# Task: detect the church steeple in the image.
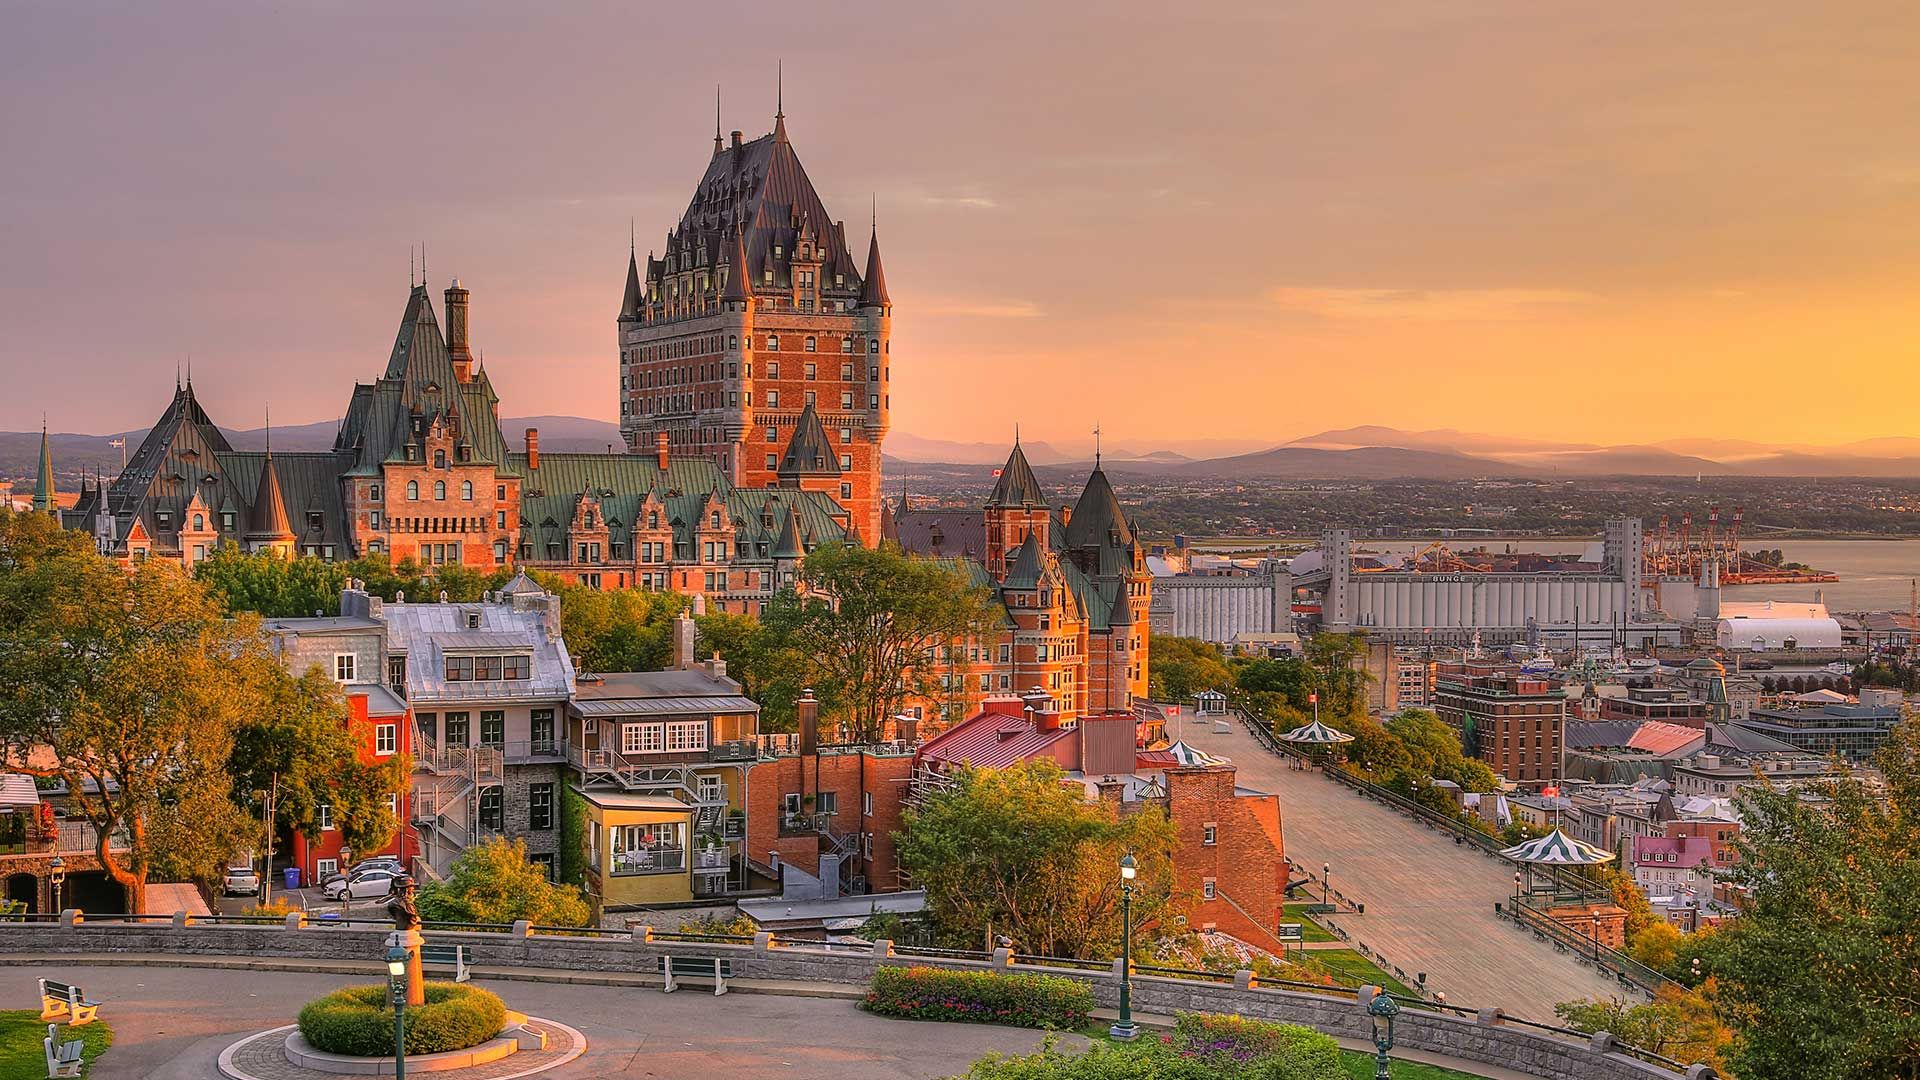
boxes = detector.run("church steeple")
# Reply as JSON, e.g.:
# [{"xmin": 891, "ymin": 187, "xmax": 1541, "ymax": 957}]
[
  {"xmin": 32, "ymin": 419, "xmax": 55, "ymax": 515},
  {"xmin": 860, "ymin": 223, "xmax": 890, "ymax": 310},
  {"xmin": 620, "ymin": 243, "xmax": 644, "ymax": 322}
]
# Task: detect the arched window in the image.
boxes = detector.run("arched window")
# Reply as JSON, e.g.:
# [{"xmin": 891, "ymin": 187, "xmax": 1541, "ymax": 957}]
[
  {"xmin": 766, "ymin": 335, "xmax": 779, "ymax": 351},
  {"xmin": 461, "ymin": 481, "xmax": 473, "ymax": 500},
  {"xmin": 804, "ymin": 336, "xmax": 817, "ymax": 352},
  {"xmin": 434, "ymin": 481, "xmax": 447, "ymax": 500},
  {"xmin": 193, "ymin": 514, "xmax": 204, "ymax": 531},
  {"xmin": 710, "ymin": 511, "xmax": 721, "ymax": 529},
  {"xmin": 407, "ymin": 481, "xmax": 419, "ymax": 500},
  {"xmin": 434, "ymin": 449, "xmax": 447, "ymax": 469},
  {"xmin": 869, "ymin": 339, "xmax": 880, "ymax": 354}
]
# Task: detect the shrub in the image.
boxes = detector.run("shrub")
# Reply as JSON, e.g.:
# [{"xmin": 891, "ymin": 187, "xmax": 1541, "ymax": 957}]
[
  {"xmin": 1171, "ymin": 1013, "xmax": 1345, "ymax": 1080},
  {"xmin": 298, "ymin": 982, "xmax": 505, "ymax": 1056},
  {"xmin": 243, "ymin": 899, "xmax": 297, "ymax": 917},
  {"xmin": 863, "ymin": 966, "xmax": 1094, "ymax": 1030}
]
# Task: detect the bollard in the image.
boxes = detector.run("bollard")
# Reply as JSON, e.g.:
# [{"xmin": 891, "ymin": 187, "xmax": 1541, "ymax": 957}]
[
  {"xmin": 631, "ymin": 925, "xmax": 654, "ymax": 944},
  {"xmin": 991, "ymin": 946, "xmax": 1013, "ymax": 967},
  {"xmin": 754, "ymin": 931, "xmax": 774, "ymax": 952},
  {"xmin": 1233, "ymin": 969, "xmax": 1256, "ymax": 991},
  {"xmin": 871, "ymin": 938, "xmax": 894, "ymax": 958},
  {"xmin": 1589, "ymin": 1031, "xmax": 1617, "ymax": 1054},
  {"xmin": 283, "ymin": 911, "xmax": 307, "ymax": 930},
  {"xmin": 1476, "ymin": 1007, "xmax": 1503, "ymax": 1026},
  {"xmin": 172, "ymin": 910, "xmax": 193, "ymax": 929},
  {"xmin": 510, "ymin": 920, "xmax": 532, "ymax": 938},
  {"xmin": 59, "ymin": 909, "xmax": 82, "ymax": 928}
]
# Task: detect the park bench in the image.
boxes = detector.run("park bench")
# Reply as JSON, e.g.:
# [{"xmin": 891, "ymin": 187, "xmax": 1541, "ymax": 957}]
[
  {"xmin": 37, "ymin": 980, "xmax": 100, "ymax": 1027},
  {"xmin": 44, "ymin": 1024, "xmax": 84, "ymax": 1079},
  {"xmin": 662, "ymin": 954, "xmax": 735, "ymax": 996},
  {"xmin": 419, "ymin": 943, "xmax": 472, "ymax": 983}
]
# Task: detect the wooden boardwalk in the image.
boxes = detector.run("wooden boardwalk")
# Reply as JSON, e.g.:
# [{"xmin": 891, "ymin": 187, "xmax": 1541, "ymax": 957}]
[{"xmin": 1179, "ymin": 718, "xmax": 1632, "ymax": 1021}]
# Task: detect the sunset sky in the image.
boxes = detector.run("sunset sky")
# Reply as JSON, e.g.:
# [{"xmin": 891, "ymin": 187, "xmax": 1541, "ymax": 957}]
[{"xmin": 4, "ymin": 2, "xmax": 1918, "ymax": 450}]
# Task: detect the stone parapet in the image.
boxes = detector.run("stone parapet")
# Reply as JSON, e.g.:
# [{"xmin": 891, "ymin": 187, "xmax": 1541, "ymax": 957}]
[{"xmin": 1, "ymin": 921, "xmax": 1699, "ymax": 1080}]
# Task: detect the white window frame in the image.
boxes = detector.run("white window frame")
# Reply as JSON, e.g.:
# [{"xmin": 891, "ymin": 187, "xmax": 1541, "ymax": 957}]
[
  {"xmin": 317, "ymin": 803, "xmax": 334, "ymax": 830},
  {"xmin": 1202, "ymin": 880, "xmax": 1217, "ymax": 900},
  {"xmin": 1202, "ymin": 823, "xmax": 1217, "ymax": 846},
  {"xmin": 375, "ymin": 723, "xmax": 397, "ymax": 756},
  {"xmin": 334, "ymin": 654, "xmax": 356, "ymax": 682},
  {"xmin": 623, "ymin": 723, "xmax": 664, "ymax": 754},
  {"xmin": 316, "ymin": 858, "xmax": 339, "ymax": 878},
  {"xmin": 666, "ymin": 721, "xmax": 708, "ymax": 753}
]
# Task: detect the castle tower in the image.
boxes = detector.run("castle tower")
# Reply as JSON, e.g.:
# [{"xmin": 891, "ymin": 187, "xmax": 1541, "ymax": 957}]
[
  {"xmin": 618, "ymin": 97, "xmax": 888, "ymax": 543},
  {"xmin": 32, "ymin": 420, "xmax": 55, "ymax": 515},
  {"xmin": 984, "ymin": 438, "xmax": 1048, "ymax": 580}
]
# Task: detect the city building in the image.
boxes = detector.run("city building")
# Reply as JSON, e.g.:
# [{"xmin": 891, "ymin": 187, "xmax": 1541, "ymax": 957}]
[
  {"xmin": 1714, "ymin": 600, "xmax": 1844, "ymax": 654},
  {"xmin": 1739, "ymin": 701, "xmax": 1901, "ymax": 762},
  {"xmin": 1148, "ymin": 559, "xmax": 1292, "ymax": 644},
  {"xmin": 1630, "ymin": 821, "xmax": 1741, "ymax": 903},
  {"xmin": 1599, "ymin": 686, "xmax": 1711, "ymax": 727},
  {"xmin": 59, "ymin": 281, "xmax": 850, "ymax": 612},
  {"xmin": 1432, "ymin": 663, "xmax": 1566, "ymax": 784},
  {"xmin": 263, "ymin": 613, "xmax": 417, "ymax": 884},
  {"xmin": 2, "ymin": 773, "xmax": 131, "ymax": 913},
  {"xmin": 888, "ymin": 442, "xmax": 1152, "ymax": 724},
  {"xmin": 567, "ymin": 611, "xmax": 760, "ymax": 911},
  {"xmin": 617, "ymin": 105, "xmax": 891, "ymax": 543}
]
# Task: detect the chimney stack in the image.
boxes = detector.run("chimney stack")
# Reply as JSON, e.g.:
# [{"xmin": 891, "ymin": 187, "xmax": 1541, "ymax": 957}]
[
  {"xmin": 525, "ymin": 428, "xmax": 540, "ymax": 471},
  {"xmin": 672, "ymin": 609, "xmax": 696, "ymax": 670},
  {"xmin": 704, "ymin": 652, "xmax": 728, "ymax": 683},
  {"xmin": 731, "ymin": 130, "xmax": 744, "ymax": 150},
  {"xmin": 798, "ymin": 688, "xmax": 819, "ymax": 757},
  {"xmin": 446, "ymin": 279, "xmax": 473, "ymax": 381},
  {"xmin": 656, "ymin": 431, "xmax": 670, "ymax": 471}
]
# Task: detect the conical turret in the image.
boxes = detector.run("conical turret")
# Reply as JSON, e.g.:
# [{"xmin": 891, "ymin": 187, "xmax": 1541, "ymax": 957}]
[
  {"xmin": 32, "ymin": 420, "xmax": 55, "ymax": 515},
  {"xmin": 859, "ymin": 227, "xmax": 890, "ymax": 309}
]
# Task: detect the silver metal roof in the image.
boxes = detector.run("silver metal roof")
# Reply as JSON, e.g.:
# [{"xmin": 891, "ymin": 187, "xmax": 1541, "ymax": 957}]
[{"xmin": 573, "ymin": 695, "xmax": 760, "ymax": 718}]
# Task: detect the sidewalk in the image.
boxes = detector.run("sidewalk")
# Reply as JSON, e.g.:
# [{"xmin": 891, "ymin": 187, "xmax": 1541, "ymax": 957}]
[{"xmin": 16, "ymin": 952, "xmax": 1543, "ymax": 1079}]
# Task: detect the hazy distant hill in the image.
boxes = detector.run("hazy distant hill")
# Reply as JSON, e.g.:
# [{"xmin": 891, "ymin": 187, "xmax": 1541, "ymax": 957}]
[{"xmin": 1166, "ymin": 444, "xmax": 1502, "ymax": 480}]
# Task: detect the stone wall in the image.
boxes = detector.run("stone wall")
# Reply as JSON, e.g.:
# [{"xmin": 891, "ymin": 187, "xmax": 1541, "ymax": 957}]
[{"xmin": 1, "ymin": 921, "xmax": 1701, "ymax": 1080}]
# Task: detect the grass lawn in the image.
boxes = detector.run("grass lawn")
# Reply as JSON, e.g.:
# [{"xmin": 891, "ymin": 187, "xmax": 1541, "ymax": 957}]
[
  {"xmin": 1340, "ymin": 1049, "xmax": 1488, "ymax": 1079},
  {"xmin": 0, "ymin": 1011, "xmax": 113, "ymax": 1079},
  {"xmin": 1308, "ymin": 949, "xmax": 1422, "ymax": 998},
  {"xmin": 1280, "ymin": 903, "xmax": 1338, "ymax": 942}
]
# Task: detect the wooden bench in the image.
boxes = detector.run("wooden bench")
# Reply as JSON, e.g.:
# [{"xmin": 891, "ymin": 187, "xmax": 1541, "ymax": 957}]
[
  {"xmin": 37, "ymin": 980, "xmax": 100, "ymax": 1027},
  {"xmin": 419, "ymin": 943, "xmax": 472, "ymax": 983},
  {"xmin": 662, "ymin": 955, "xmax": 735, "ymax": 996},
  {"xmin": 44, "ymin": 1024, "xmax": 84, "ymax": 1079}
]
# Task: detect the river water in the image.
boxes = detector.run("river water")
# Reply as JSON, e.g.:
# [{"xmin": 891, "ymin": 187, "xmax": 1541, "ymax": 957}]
[{"xmin": 1350, "ymin": 537, "xmax": 1920, "ymax": 613}]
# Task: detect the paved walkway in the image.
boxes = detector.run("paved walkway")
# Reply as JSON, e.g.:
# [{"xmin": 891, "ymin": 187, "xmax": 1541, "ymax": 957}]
[
  {"xmin": 5, "ymin": 964, "xmax": 1077, "ymax": 1080},
  {"xmin": 1177, "ymin": 718, "xmax": 1628, "ymax": 1020}
]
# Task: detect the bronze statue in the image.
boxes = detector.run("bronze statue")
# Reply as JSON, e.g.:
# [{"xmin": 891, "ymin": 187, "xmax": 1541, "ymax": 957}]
[{"xmin": 386, "ymin": 874, "xmax": 420, "ymax": 931}]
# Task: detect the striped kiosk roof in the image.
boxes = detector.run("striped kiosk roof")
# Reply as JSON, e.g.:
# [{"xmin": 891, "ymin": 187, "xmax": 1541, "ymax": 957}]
[
  {"xmin": 1501, "ymin": 827, "xmax": 1616, "ymax": 865},
  {"xmin": 1280, "ymin": 719, "xmax": 1355, "ymax": 745}
]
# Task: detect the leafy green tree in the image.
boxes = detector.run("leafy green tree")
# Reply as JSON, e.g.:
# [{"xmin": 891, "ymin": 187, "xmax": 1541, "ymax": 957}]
[
  {"xmin": 1707, "ymin": 723, "xmax": 1920, "ymax": 1080},
  {"xmin": 897, "ymin": 760, "xmax": 1178, "ymax": 958},
  {"xmin": 1233, "ymin": 656, "xmax": 1312, "ymax": 706},
  {"xmin": 194, "ymin": 545, "xmax": 351, "ymax": 617},
  {"xmin": 1557, "ymin": 987, "xmax": 1732, "ymax": 1075},
  {"xmin": 1340, "ymin": 717, "xmax": 1412, "ymax": 779},
  {"xmin": 549, "ymin": 584, "xmax": 682, "ymax": 673},
  {"xmin": 696, "ymin": 609, "xmax": 805, "ymax": 731},
  {"xmin": 764, "ymin": 543, "xmax": 993, "ymax": 742},
  {"xmin": 229, "ymin": 666, "xmax": 408, "ymax": 860},
  {"xmin": 415, "ymin": 837, "xmax": 591, "ymax": 926},
  {"xmin": 1147, "ymin": 635, "xmax": 1236, "ymax": 702},
  {"xmin": 1385, "ymin": 709, "xmax": 1497, "ymax": 791},
  {"xmin": 1303, "ymin": 632, "xmax": 1370, "ymax": 716},
  {"xmin": 0, "ymin": 533, "xmax": 270, "ymax": 910}
]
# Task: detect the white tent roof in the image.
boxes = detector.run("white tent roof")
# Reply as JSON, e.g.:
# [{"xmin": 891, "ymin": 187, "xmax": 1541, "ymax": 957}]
[
  {"xmin": 1501, "ymin": 827, "xmax": 1616, "ymax": 865},
  {"xmin": 1280, "ymin": 719, "xmax": 1355, "ymax": 745}
]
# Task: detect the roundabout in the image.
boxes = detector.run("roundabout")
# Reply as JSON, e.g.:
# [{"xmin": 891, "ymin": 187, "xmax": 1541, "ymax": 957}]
[{"xmin": 216, "ymin": 1017, "xmax": 587, "ymax": 1080}]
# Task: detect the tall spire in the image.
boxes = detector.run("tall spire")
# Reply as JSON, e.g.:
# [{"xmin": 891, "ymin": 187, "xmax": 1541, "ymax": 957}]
[
  {"xmin": 713, "ymin": 84, "xmax": 723, "ymax": 155},
  {"xmin": 773, "ymin": 60, "xmax": 788, "ymax": 143},
  {"xmin": 620, "ymin": 241, "xmax": 644, "ymax": 321},
  {"xmin": 32, "ymin": 416, "xmax": 55, "ymax": 515}
]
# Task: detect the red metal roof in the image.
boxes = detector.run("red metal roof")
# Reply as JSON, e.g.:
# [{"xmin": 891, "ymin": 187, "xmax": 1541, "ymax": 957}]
[{"xmin": 918, "ymin": 701, "xmax": 1077, "ymax": 770}]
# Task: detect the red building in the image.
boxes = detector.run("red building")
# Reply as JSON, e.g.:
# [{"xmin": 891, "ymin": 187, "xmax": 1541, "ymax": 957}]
[{"xmin": 289, "ymin": 689, "xmax": 416, "ymax": 885}]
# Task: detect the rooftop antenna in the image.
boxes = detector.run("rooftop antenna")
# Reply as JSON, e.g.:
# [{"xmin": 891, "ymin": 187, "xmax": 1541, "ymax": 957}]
[
  {"xmin": 409, "ymin": 246, "xmax": 415, "ymax": 288},
  {"xmin": 1093, "ymin": 422, "xmax": 1102, "ymax": 466}
]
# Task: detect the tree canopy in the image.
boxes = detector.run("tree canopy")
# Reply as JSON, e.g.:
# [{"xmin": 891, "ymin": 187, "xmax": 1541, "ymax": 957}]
[
  {"xmin": 897, "ymin": 759, "xmax": 1178, "ymax": 958},
  {"xmin": 415, "ymin": 837, "xmax": 591, "ymax": 926}
]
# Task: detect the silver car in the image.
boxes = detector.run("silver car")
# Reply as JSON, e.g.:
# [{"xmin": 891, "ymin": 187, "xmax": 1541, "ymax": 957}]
[{"xmin": 223, "ymin": 865, "xmax": 260, "ymax": 896}]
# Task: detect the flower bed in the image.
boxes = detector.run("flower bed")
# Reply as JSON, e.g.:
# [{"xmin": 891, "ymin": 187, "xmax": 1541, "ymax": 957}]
[
  {"xmin": 863, "ymin": 966, "xmax": 1095, "ymax": 1030},
  {"xmin": 297, "ymin": 982, "xmax": 505, "ymax": 1056},
  {"xmin": 953, "ymin": 1013, "xmax": 1347, "ymax": 1079}
]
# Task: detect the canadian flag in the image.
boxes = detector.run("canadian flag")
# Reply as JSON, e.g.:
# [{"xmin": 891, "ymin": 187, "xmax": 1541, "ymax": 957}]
[
  {"xmin": 1309, "ymin": 692, "xmax": 1318, "ymax": 704},
  {"xmin": 1541, "ymin": 784, "xmax": 1560, "ymax": 798},
  {"xmin": 1168, "ymin": 705, "xmax": 1180, "ymax": 715},
  {"xmin": 991, "ymin": 468, "xmax": 1003, "ymax": 477}
]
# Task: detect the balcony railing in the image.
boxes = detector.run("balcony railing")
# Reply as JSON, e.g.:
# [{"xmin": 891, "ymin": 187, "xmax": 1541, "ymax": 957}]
[
  {"xmin": 693, "ymin": 847, "xmax": 729, "ymax": 870},
  {"xmin": 609, "ymin": 849, "xmax": 686, "ymax": 876},
  {"xmin": 0, "ymin": 820, "xmax": 125, "ymax": 859},
  {"xmin": 500, "ymin": 739, "xmax": 562, "ymax": 764}
]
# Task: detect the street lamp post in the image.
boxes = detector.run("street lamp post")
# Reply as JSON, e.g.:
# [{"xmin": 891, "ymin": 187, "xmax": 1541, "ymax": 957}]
[
  {"xmin": 1322, "ymin": 862, "xmax": 1331, "ymax": 908},
  {"xmin": 1591, "ymin": 916, "xmax": 1601, "ymax": 962},
  {"xmin": 49, "ymin": 856, "xmax": 66, "ymax": 914},
  {"xmin": 386, "ymin": 944, "xmax": 410, "ymax": 1080},
  {"xmin": 1368, "ymin": 992, "xmax": 1400, "ymax": 1080},
  {"xmin": 1109, "ymin": 853, "xmax": 1139, "ymax": 1042},
  {"xmin": 1512, "ymin": 871, "xmax": 1522, "ymax": 910}
]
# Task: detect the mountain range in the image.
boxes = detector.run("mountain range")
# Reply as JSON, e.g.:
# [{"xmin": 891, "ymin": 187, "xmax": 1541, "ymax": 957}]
[{"xmin": 6, "ymin": 418, "xmax": 1918, "ymax": 485}]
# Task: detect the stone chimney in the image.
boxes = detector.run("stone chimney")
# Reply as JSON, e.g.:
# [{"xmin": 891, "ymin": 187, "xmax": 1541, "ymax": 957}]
[
  {"xmin": 798, "ymin": 688, "xmax": 819, "ymax": 757},
  {"xmin": 672, "ymin": 610, "xmax": 696, "ymax": 670},
  {"xmin": 704, "ymin": 652, "xmax": 728, "ymax": 683},
  {"xmin": 525, "ymin": 428, "xmax": 540, "ymax": 471},
  {"xmin": 655, "ymin": 431, "xmax": 670, "ymax": 471},
  {"xmin": 446, "ymin": 279, "xmax": 473, "ymax": 381},
  {"xmin": 731, "ymin": 130, "xmax": 744, "ymax": 150}
]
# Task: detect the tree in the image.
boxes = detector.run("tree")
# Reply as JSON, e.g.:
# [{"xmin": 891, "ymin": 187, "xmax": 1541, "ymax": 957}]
[
  {"xmin": 897, "ymin": 760, "xmax": 1178, "ymax": 958},
  {"xmin": 697, "ymin": 609, "xmax": 806, "ymax": 731},
  {"xmin": 545, "ymin": 583, "xmax": 682, "ymax": 674},
  {"xmin": 1596, "ymin": 866, "xmax": 1657, "ymax": 943},
  {"xmin": 0, "ymin": 533, "xmax": 271, "ymax": 911},
  {"xmin": 1148, "ymin": 636, "xmax": 1234, "ymax": 702},
  {"xmin": 1303, "ymin": 632, "xmax": 1370, "ymax": 717},
  {"xmin": 765, "ymin": 544, "xmax": 994, "ymax": 742},
  {"xmin": 1341, "ymin": 717, "xmax": 1412, "ymax": 779},
  {"xmin": 1708, "ymin": 722, "xmax": 1920, "ymax": 1080},
  {"xmin": 1556, "ymin": 987, "xmax": 1732, "ymax": 1075},
  {"xmin": 229, "ymin": 666, "xmax": 409, "ymax": 861},
  {"xmin": 414, "ymin": 837, "xmax": 591, "ymax": 926},
  {"xmin": 194, "ymin": 545, "xmax": 351, "ymax": 617},
  {"xmin": 1233, "ymin": 656, "xmax": 1312, "ymax": 707},
  {"xmin": 1386, "ymin": 709, "xmax": 1497, "ymax": 791}
]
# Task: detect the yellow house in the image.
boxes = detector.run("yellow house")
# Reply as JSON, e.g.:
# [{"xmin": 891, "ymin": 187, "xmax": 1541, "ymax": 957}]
[{"xmin": 577, "ymin": 789, "xmax": 733, "ymax": 911}]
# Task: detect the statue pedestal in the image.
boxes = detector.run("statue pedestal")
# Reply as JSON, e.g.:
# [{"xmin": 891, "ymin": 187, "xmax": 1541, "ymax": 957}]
[{"xmin": 388, "ymin": 928, "xmax": 426, "ymax": 1006}]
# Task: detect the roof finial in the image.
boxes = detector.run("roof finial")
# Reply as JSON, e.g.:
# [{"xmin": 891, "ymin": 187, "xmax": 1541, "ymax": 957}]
[
  {"xmin": 630, "ymin": 217, "xmax": 636, "ymax": 255},
  {"xmin": 1014, "ymin": 422, "xmax": 1020, "ymax": 448},
  {"xmin": 714, "ymin": 83, "xmax": 723, "ymax": 154},
  {"xmin": 1094, "ymin": 422, "xmax": 1102, "ymax": 466},
  {"xmin": 186, "ymin": 352, "xmax": 192, "ymax": 389},
  {"xmin": 176, "ymin": 359, "xmax": 181, "ymax": 391},
  {"xmin": 776, "ymin": 60, "xmax": 783, "ymax": 120},
  {"xmin": 871, "ymin": 192, "xmax": 877, "ymax": 234},
  {"xmin": 264, "ymin": 404, "xmax": 272, "ymax": 456},
  {"xmin": 409, "ymin": 246, "xmax": 415, "ymax": 288},
  {"xmin": 422, "ymin": 241, "xmax": 427, "ymax": 287}
]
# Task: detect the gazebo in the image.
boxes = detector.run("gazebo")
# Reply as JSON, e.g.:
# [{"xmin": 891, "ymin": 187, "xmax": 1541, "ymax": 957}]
[
  {"xmin": 1500, "ymin": 828, "xmax": 1615, "ymax": 867},
  {"xmin": 1279, "ymin": 719, "xmax": 1355, "ymax": 748},
  {"xmin": 1193, "ymin": 690, "xmax": 1230, "ymax": 716}
]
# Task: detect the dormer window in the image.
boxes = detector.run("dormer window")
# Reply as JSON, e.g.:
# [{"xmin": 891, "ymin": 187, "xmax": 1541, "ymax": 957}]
[
  {"xmin": 648, "ymin": 511, "xmax": 660, "ymax": 529},
  {"xmin": 434, "ymin": 450, "xmax": 447, "ymax": 469},
  {"xmin": 710, "ymin": 511, "xmax": 721, "ymax": 529},
  {"xmin": 221, "ymin": 510, "xmax": 236, "ymax": 531},
  {"xmin": 466, "ymin": 612, "xmax": 481, "ymax": 629},
  {"xmin": 157, "ymin": 511, "xmax": 172, "ymax": 529},
  {"xmin": 193, "ymin": 514, "xmax": 204, "ymax": 531}
]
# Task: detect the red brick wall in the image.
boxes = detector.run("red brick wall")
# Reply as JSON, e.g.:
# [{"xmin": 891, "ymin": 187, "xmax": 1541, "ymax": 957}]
[
  {"xmin": 1163, "ymin": 766, "xmax": 1289, "ymax": 950},
  {"xmin": 745, "ymin": 751, "xmax": 913, "ymax": 891}
]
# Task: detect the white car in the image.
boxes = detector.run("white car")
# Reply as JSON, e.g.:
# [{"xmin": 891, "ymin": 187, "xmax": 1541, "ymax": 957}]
[
  {"xmin": 223, "ymin": 865, "xmax": 260, "ymax": 896},
  {"xmin": 318, "ymin": 857, "xmax": 404, "ymax": 891},
  {"xmin": 322, "ymin": 868, "xmax": 398, "ymax": 900}
]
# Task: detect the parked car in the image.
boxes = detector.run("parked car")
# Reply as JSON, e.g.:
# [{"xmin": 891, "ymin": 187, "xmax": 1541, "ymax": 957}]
[
  {"xmin": 322, "ymin": 867, "xmax": 399, "ymax": 901},
  {"xmin": 223, "ymin": 865, "xmax": 260, "ymax": 896},
  {"xmin": 318, "ymin": 856, "xmax": 404, "ymax": 890}
]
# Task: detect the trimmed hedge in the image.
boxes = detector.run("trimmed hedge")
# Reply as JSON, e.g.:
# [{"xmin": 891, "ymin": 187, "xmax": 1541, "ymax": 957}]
[
  {"xmin": 1171, "ymin": 1013, "xmax": 1346, "ymax": 1080},
  {"xmin": 297, "ymin": 982, "xmax": 505, "ymax": 1056},
  {"xmin": 863, "ymin": 966, "xmax": 1095, "ymax": 1030}
]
